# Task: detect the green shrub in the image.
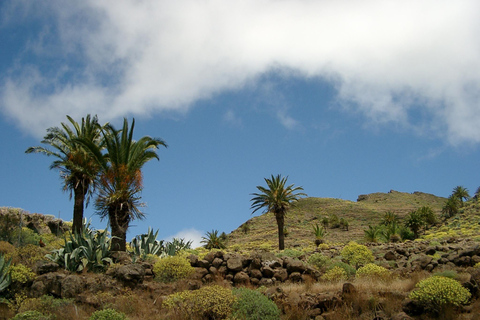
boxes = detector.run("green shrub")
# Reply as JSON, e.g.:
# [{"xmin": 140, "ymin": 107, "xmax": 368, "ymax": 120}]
[
  {"xmin": 341, "ymin": 241, "xmax": 374, "ymax": 267},
  {"xmin": 307, "ymin": 253, "xmax": 330, "ymax": 270},
  {"xmin": 409, "ymin": 276, "xmax": 471, "ymax": 313},
  {"xmin": 231, "ymin": 288, "xmax": 280, "ymax": 320},
  {"xmin": 0, "ymin": 253, "xmax": 12, "ymax": 292},
  {"xmin": 328, "ymin": 261, "xmax": 356, "ymax": 277},
  {"xmin": 355, "ymin": 263, "xmax": 390, "ymax": 281},
  {"xmin": 10, "ymin": 264, "xmax": 36, "ymax": 284},
  {"xmin": 328, "ymin": 214, "xmax": 340, "ymax": 228},
  {"xmin": 164, "ymin": 285, "xmax": 236, "ymax": 319},
  {"xmin": 89, "ymin": 308, "xmax": 127, "ymax": 320},
  {"xmin": 321, "ymin": 266, "xmax": 347, "ymax": 282},
  {"xmin": 18, "ymin": 295, "xmax": 74, "ymax": 317},
  {"xmin": 276, "ymin": 249, "xmax": 303, "ymax": 259},
  {"xmin": 153, "ymin": 255, "xmax": 195, "ymax": 282},
  {"xmin": 11, "ymin": 311, "xmax": 52, "ymax": 320}
]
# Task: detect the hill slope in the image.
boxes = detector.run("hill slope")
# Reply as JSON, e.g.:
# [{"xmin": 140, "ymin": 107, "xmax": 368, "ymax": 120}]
[{"xmin": 227, "ymin": 190, "xmax": 447, "ymax": 250}]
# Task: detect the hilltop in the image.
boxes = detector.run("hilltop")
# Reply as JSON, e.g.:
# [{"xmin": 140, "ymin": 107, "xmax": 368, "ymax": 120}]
[{"xmin": 227, "ymin": 190, "xmax": 446, "ymax": 249}]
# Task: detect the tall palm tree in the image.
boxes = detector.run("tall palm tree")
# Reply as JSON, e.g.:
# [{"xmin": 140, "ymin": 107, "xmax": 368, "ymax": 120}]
[
  {"xmin": 81, "ymin": 118, "xmax": 167, "ymax": 251},
  {"xmin": 26, "ymin": 115, "xmax": 103, "ymax": 234},
  {"xmin": 250, "ymin": 174, "xmax": 306, "ymax": 250},
  {"xmin": 452, "ymin": 186, "xmax": 470, "ymax": 205}
]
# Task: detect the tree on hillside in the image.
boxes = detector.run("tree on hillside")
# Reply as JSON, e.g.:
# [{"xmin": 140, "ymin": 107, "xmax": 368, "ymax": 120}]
[
  {"xmin": 80, "ymin": 118, "xmax": 167, "ymax": 251},
  {"xmin": 452, "ymin": 186, "xmax": 470, "ymax": 205},
  {"xmin": 250, "ymin": 174, "xmax": 306, "ymax": 250},
  {"xmin": 442, "ymin": 195, "xmax": 459, "ymax": 219},
  {"xmin": 26, "ymin": 115, "xmax": 103, "ymax": 234}
]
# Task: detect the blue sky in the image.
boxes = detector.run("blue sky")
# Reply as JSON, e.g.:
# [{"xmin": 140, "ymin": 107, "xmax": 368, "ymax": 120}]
[{"xmin": 1, "ymin": 1, "xmax": 480, "ymax": 247}]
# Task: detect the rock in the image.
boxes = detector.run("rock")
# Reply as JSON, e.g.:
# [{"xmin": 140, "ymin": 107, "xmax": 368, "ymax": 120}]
[
  {"xmin": 263, "ymin": 260, "xmax": 282, "ymax": 269},
  {"xmin": 31, "ymin": 272, "xmax": 65, "ymax": 297},
  {"xmin": 289, "ymin": 272, "xmax": 302, "ymax": 282},
  {"xmin": 35, "ymin": 261, "xmax": 59, "ymax": 275},
  {"xmin": 114, "ymin": 264, "xmax": 145, "ymax": 287},
  {"xmin": 273, "ymin": 268, "xmax": 288, "ymax": 282},
  {"xmin": 261, "ymin": 266, "xmax": 274, "ymax": 278},
  {"xmin": 425, "ymin": 247, "xmax": 436, "ymax": 256},
  {"xmin": 285, "ymin": 258, "xmax": 306, "ymax": 274},
  {"xmin": 454, "ymin": 256, "xmax": 472, "ymax": 267},
  {"xmin": 233, "ymin": 271, "xmax": 250, "ymax": 284},
  {"xmin": 111, "ymin": 251, "xmax": 132, "ymax": 264},
  {"xmin": 402, "ymin": 298, "xmax": 424, "ymax": 316},
  {"xmin": 193, "ymin": 267, "xmax": 209, "ymax": 280},
  {"xmin": 61, "ymin": 275, "xmax": 84, "ymax": 299},
  {"xmin": 227, "ymin": 255, "xmax": 244, "ymax": 272},
  {"xmin": 212, "ymin": 257, "xmax": 223, "ymax": 268},
  {"xmin": 250, "ymin": 257, "xmax": 262, "ymax": 270},
  {"xmin": 197, "ymin": 259, "xmax": 211, "ymax": 269},
  {"xmin": 249, "ymin": 269, "xmax": 263, "ymax": 280},
  {"xmin": 188, "ymin": 254, "xmax": 198, "ymax": 266},
  {"xmin": 204, "ymin": 251, "xmax": 216, "ymax": 263},
  {"xmin": 384, "ymin": 251, "xmax": 396, "ymax": 261},
  {"xmin": 412, "ymin": 254, "xmax": 432, "ymax": 269},
  {"xmin": 342, "ymin": 282, "xmax": 356, "ymax": 296},
  {"xmin": 259, "ymin": 278, "xmax": 274, "ymax": 286}
]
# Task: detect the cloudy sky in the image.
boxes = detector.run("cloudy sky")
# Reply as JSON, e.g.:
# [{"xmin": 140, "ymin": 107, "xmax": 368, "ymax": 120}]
[{"xmin": 1, "ymin": 1, "xmax": 479, "ymax": 247}]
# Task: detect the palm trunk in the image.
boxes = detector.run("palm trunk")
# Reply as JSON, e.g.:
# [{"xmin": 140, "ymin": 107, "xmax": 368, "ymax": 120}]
[
  {"xmin": 276, "ymin": 212, "xmax": 285, "ymax": 250},
  {"xmin": 72, "ymin": 185, "xmax": 86, "ymax": 235},
  {"xmin": 109, "ymin": 205, "xmax": 130, "ymax": 251}
]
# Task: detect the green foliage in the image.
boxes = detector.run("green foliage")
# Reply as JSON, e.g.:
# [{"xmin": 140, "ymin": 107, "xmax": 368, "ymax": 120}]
[
  {"xmin": 327, "ymin": 261, "xmax": 356, "ymax": 277},
  {"xmin": 328, "ymin": 214, "xmax": 340, "ymax": 228},
  {"xmin": 339, "ymin": 218, "xmax": 349, "ymax": 231},
  {"xmin": 164, "ymin": 285, "xmax": 236, "ymax": 319},
  {"xmin": 355, "ymin": 263, "xmax": 390, "ymax": 281},
  {"xmin": 341, "ymin": 241, "xmax": 374, "ymax": 267},
  {"xmin": 307, "ymin": 253, "xmax": 330, "ymax": 270},
  {"xmin": 46, "ymin": 220, "xmax": 112, "ymax": 272},
  {"xmin": 201, "ymin": 230, "xmax": 226, "ymax": 249},
  {"xmin": 442, "ymin": 195, "xmax": 459, "ymax": 219},
  {"xmin": 89, "ymin": 308, "xmax": 127, "ymax": 320},
  {"xmin": 153, "ymin": 255, "xmax": 195, "ymax": 283},
  {"xmin": 10, "ymin": 311, "xmax": 53, "ymax": 320},
  {"xmin": 17, "ymin": 295, "xmax": 74, "ymax": 318},
  {"xmin": 364, "ymin": 225, "xmax": 381, "ymax": 243},
  {"xmin": 276, "ymin": 249, "xmax": 303, "ymax": 259},
  {"xmin": 418, "ymin": 206, "xmax": 437, "ymax": 226},
  {"xmin": 129, "ymin": 227, "xmax": 163, "ymax": 259},
  {"xmin": 0, "ymin": 208, "xmax": 22, "ymax": 243},
  {"xmin": 321, "ymin": 266, "xmax": 347, "ymax": 282},
  {"xmin": 231, "ymin": 288, "xmax": 280, "ymax": 320},
  {"xmin": 409, "ymin": 276, "xmax": 471, "ymax": 313},
  {"xmin": 11, "ymin": 227, "xmax": 42, "ymax": 246},
  {"xmin": 381, "ymin": 211, "xmax": 398, "ymax": 226},
  {"xmin": 10, "ymin": 264, "xmax": 36, "ymax": 284},
  {"xmin": 405, "ymin": 210, "xmax": 425, "ymax": 238},
  {"xmin": 0, "ymin": 253, "xmax": 12, "ymax": 293},
  {"xmin": 433, "ymin": 270, "xmax": 458, "ymax": 279},
  {"xmin": 163, "ymin": 238, "xmax": 193, "ymax": 256},
  {"xmin": 381, "ymin": 221, "xmax": 402, "ymax": 243}
]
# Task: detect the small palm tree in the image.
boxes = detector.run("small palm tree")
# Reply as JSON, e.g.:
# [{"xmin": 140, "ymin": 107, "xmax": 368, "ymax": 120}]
[
  {"xmin": 442, "ymin": 195, "xmax": 459, "ymax": 219},
  {"xmin": 364, "ymin": 225, "xmax": 381, "ymax": 243},
  {"xmin": 26, "ymin": 115, "xmax": 103, "ymax": 234},
  {"xmin": 81, "ymin": 118, "xmax": 167, "ymax": 251},
  {"xmin": 313, "ymin": 223, "xmax": 326, "ymax": 246},
  {"xmin": 452, "ymin": 186, "xmax": 470, "ymax": 206},
  {"xmin": 405, "ymin": 210, "xmax": 425, "ymax": 239},
  {"xmin": 201, "ymin": 230, "xmax": 226, "ymax": 249},
  {"xmin": 250, "ymin": 174, "xmax": 306, "ymax": 250},
  {"xmin": 381, "ymin": 211, "xmax": 398, "ymax": 226}
]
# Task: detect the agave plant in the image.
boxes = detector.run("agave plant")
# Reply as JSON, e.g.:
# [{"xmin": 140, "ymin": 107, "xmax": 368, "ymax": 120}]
[
  {"xmin": 0, "ymin": 254, "xmax": 12, "ymax": 293},
  {"xmin": 46, "ymin": 219, "xmax": 112, "ymax": 272},
  {"xmin": 130, "ymin": 227, "xmax": 164, "ymax": 260},
  {"xmin": 162, "ymin": 238, "xmax": 193, "ymax": 257}
]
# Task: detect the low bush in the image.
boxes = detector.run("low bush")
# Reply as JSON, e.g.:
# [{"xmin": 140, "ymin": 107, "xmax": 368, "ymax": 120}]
[
  {"xmin": 328, "ymin": 261, "xmax": 356, "ymax": 277},
  {"xmin": 164, "ymin": 285, "xmax": 236, "ymax": 319},
  {"xmin": 231, "ymin": 288, "xmax": 280, "ymax": 320},
  {"xmin": 355, "ymin": 263, "xmax": 390, "ymax": 281},
  {"xmin": 276, "ymin": 249, "xmax": 303, "ymax": 259},
  {"xmin": 409, "ymin": 276, "xmax": 471, "ymax": 313},
  {"xmin": 321, "ymin": 266, "xmax": 347, "ymax": 282},
  {"xmin": 153, "ymin": 255, "xmax": 195, "ymax": 283},
  {"xmin": 10, "ymin": 311, "xmax": 52, "ymax": 320},
  {"xmin": 340, "ymin": 241, "xmax": 374, "ymax": 267},
  {"xmin": 89, "ymin": 308, "xmax": 127, "ymax": 320},
  {"xmin": 307, "ymin": 253, "xmax": 330, "ymax": 270},
  {"xmin": 10, "ymin": 264, "xmax": 36, "ymax": 284}
]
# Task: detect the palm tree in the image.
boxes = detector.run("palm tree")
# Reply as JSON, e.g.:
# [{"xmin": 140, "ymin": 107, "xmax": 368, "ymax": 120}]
[
  {"xmin": 81, "ymin": 118, "xmax": 167, "ymax": 251},
  {"xmin": 442, "ymin": 195, "xmax": 459, "ymax": 219},
  {"xmin": 201, "ymin": 230, "xmax": 226, "ymax": 249},
  {"xmin": 26, "ymin": 115, "xmax": 103, "ymax": 234},
  {"xmin": 250, "ymin": 174, "xmax": 306, "ymax": 250},
  {"xmin": 452, "ymin": 186, "xmax": 470, "ymax": 205}
]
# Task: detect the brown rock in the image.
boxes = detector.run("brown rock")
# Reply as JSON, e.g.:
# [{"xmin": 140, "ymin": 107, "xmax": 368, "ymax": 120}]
[
  {"xmin": 234, "ymin": 271, "xmax": 250, "ymax": 284},
  {"xmin": 273, "ymin": 268, "xmax": 288, "ymax": 282},
  {"xmin": 227, "ymin": 255, "xmax": 244, "ymax": 272}
]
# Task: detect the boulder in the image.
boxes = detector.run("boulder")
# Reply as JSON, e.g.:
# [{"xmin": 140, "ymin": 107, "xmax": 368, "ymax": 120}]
[
  {"xmin": 31, "ymin": 272, "xmax": 65, "ymax": 297},
  {"xmin": 227, "ymin": 255, "xmax": 244, "ymax": 272},
  {"xmin": 284, "ymin": 257, "xmax": 306, "ymax": 274},
  {"xmin": 197, "ymin": 259, "xmax": 211, "ymax": 269},
  {"xmin": 114, "ymin": 264, "xmax": 145, "ymax": 287},
  {"xmin": 384, "ymin": 251, "xmax": 396, "ymax": 261},
  {"xmin": 289, "ymin": 272, "xmax": 302, "ymax": 282},
  {"xmin": 233, "ymin": 271, "xmax": 250, "ymax": 284},
  {"xmin": 273, "ymin": 268, "xmax": 288, "ymax": 282},
  {"xmin": 249, "ymin": 269, "xmax": 263, "ymax": 280},
  {"xmin": 261, "ymin": 266, "xmax": 274, "ymax": 278},
  {"xmin": 61, "ymin": 275, "xmax": 84, "ymax": 299},
  {"xmin": 212, "ymin": 257, "xmax": 223, "ymax": 269},
  {"xmin": 35, "ymin": 261, "xmax": 59, "ymax": 275}
]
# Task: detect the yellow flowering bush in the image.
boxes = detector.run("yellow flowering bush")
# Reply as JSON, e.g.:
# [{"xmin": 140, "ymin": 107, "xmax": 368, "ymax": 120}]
[
  {"xmin": 409, "ymin": 276, "xmax": 471, "ymax": 312},
  {"xmin": 321, "ymin": 266, "xmax": 348, "ymax": 282},
  {"xmin": 163, "ymin": 285, "xmax": 236, "ymax": 319},
  {"xmin": 355, "ymin": 263, "xmax": 390, "ymax": 281},
  {"xmin": 153, "ymin": 255, "xmax": 195, "ymax": 283},
  {"xmin": 10, "ymin": 264, "xmax": 36, "ymax": 284},
  {"xmin": 340, "ymin": 241, "xmax": 374, "ymax": 267}
]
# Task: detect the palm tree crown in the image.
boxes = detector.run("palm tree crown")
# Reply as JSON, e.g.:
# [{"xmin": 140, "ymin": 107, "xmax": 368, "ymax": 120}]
[
  {"xmin": 250, "ymin": 174, "xmax": 306, "ymax": 250},
  {"xmin": 452, "ymin": 186, "xmax": 470, "ymax": 205},
  {"xmin": 26, "ymin": 115, "xmax": 103, "ymax": 233},
  {"xmin": 81, "ymin": 118, "xmax": 167, "ymax": 251}
]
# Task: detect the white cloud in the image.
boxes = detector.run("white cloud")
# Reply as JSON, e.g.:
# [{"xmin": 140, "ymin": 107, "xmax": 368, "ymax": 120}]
[
  {"xmin": 165, "ymin": 228, "xmax": 204, "ymax": 249},
  {"xmin": 1, "ymin": 0, "xmax": 480, "ymax": 143},
  {"xmin": 223, "ymin": 109, "xmax": 242, "ymax": 127}
]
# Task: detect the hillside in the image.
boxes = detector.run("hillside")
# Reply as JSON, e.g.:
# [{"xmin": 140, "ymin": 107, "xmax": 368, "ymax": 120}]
[{"xmin": 227, "ymin": 190, "xmax": 447, "ymax": 249}]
